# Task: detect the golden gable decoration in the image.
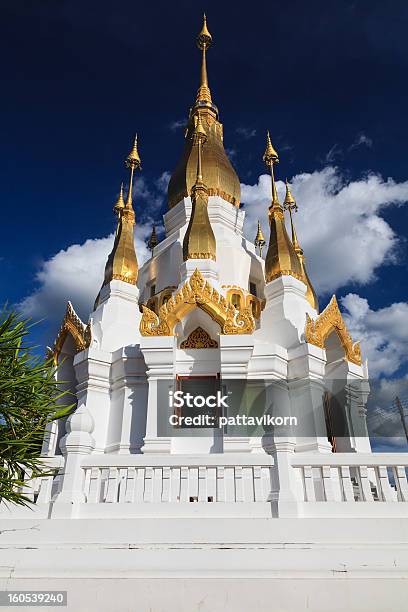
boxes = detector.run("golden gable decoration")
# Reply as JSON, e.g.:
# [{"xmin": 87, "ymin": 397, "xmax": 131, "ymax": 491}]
[
  {"xmin": 304, "ymin": 295, "xmax": 362, "ymax": 365},
  {"xmin": 52, "ymin": 301, "xmax": 92, "ymax": 364},
  {"xmin": 140, "ymin": 269, "xmax": 255, "ymax": 337},
  {"xmin": 180, "ymin": 327, "xmax": 218, "ymax": 349}
]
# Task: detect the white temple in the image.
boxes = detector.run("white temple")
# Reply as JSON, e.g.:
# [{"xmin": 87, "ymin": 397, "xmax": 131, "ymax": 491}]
[{"xmin": 1, "ymin": 16, "xmax": 408, "ymax": 612}]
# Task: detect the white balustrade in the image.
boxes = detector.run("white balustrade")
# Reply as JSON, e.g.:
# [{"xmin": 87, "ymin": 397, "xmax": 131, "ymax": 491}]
[
  {"xmin": 81, "ymin": 455, "xmax": 273, "ymax": 504},
  {"xmin": 292, "ymin": 454, "xmax": 408, "ymax": 511}
]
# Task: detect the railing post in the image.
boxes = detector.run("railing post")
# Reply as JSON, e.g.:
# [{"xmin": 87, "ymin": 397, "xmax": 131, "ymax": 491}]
[
  {"xmin": 269, "ymin": 440, "xmax": 303, "ymax": 517},
  {"xmin": 51, "ymin": 405, "xmax": 95, "ymax": 518}
]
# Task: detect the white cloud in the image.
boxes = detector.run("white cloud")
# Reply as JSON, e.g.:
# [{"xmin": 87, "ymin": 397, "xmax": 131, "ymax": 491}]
[
  {"xmin": 169, "ymin": 119, "xmax": 186, "ymax": 131},
  {"xmin": 341, "ymin": 293, "xmax": 408, "ymax": 377},
  {"xmin": 19, "ymin": 225, "xmax": 151, "ymax": 325},
  {"xmin": 236, "ymin": 127, "xmax": 256, "ymax": 139},
  {"xmin": 325, "ymin": 143, "xmax": 342, "ymax": 163},
  {"xmin": 156, "ymin": 171, "xmax": 171, "ymax": 194},
  {"xmin": 349, "ymin": 133, "xmax": 373, "ymax": 150},
  {"xmin": 241, "ymin": 167, "xmax": 408, "ymax": 294}
]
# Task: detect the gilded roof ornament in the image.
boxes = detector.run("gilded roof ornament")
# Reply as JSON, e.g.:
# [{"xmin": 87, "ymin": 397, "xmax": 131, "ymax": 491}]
[
  {"xmin": 263, "ymin": 131, "xmax": 303, "ymax": 283},
  {"xmin": 140, "ymin": 269, "xmax": 255, "ymax": 336},
  {"xmin": 305, "ymin": 296, "xmax": 361, "ymax": 364},
  {"xmin": 283, "ymin": 179, "xmax": 319, "ymax": 311},
  {"xmin": 52, "ymin": 301, "xmax": 92, "ymax": 365}
]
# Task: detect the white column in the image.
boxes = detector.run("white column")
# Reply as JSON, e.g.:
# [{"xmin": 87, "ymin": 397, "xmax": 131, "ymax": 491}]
[
  {"xmin": 51, "ymin": 405, "xmax": 95, "ymax": 518},
  {"xmin": 73, "ymin": 348, "xmax": 111, "ymax": 454},
  {"xmin": 107, "ymin": 346, "xmax": 148, "ymax": 454},
  {"xmin": 288, "ymin": 343, "xmax": 333, "ymax": 453},
  {"xmin": 140, "ymin": 336, "xmax": 175, "ymax": 454},
  {"xmin": 219, "ymin": 334, "xmax": 254, "ymax": 453}
]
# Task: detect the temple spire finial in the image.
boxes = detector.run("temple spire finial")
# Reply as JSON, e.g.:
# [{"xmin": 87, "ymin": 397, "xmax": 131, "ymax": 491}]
[
  {"xmin": 195, "ymin": 14, "xmax": 213, "ymax": 105},
  {"xmin": 113, "ymin": 183, "xmax": 125, "ymax": 216},
  {"xmin": 263, "ymin": 131, "xmax": 280, "ymax": 208},
  {"xmin": 125, "ymin": 134, "xmax": 142, "ymax": 209},
  {"xmin": 283, "ymin": 179, "xmax": 319, "ymax": 311},
  {"xmin": 283, "ymin": 178, "xmax": 300, "ymax": 248},
  {"xmin": 254, "ymin": 220, "xmax": 266, "ymax": 257}
]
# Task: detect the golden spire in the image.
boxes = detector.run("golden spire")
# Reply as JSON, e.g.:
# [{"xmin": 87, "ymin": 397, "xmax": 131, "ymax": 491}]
[
  {"xmin": 113, "ymin": 182, "xmax": 125, "ymax": 216},
  {"xmin": 125, "ymin": 134, "xmax": 142, "ymax": 209},
  {"xmin": 182, "ymin": 117, "xmax": 216, "ymax": 261},
  {"xmin": 263, "ymin": 131, "xmax": 302, "ymax": 283},
  {"xmin": 263, "ymin": 131, "xmax": 280, "ymax": 208},
  {"xmin": 195, "ymin": 14, "xmax": 213, "ymax": 105},
  {"xmin": 100, "ymin": 136, "xmax": 141, "ymax": 290},
  {"xmin": 254, "ymin": 220, "xmax": 266, "ymax": 257},
  {"xmin": 148, "ymin": 224, "xmax": 158, "ymax": 253},
  {"xmin": 283, "ymin": 180, "xmax": 319, "ymax": 311}
]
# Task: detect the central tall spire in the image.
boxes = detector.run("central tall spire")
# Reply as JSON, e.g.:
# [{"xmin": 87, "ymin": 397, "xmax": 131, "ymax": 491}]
[{"xmin": 167, "ymin": 15, "xmax": 241, "ymax": 209}]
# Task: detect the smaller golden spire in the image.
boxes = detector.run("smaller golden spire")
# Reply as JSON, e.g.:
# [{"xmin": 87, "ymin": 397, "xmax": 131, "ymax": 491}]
[
  {"xmin": 283, "ymin": 179, "xmax": 300, "ymax": 249},
  {"xmin": 193, "ymin": 115, "xmax": 207, "ymax": 184},
  {"xmin": 263, "ymin": 131, "xmax": 280, "ymax": 208},
  {"xmin": 254, "ymin": 220, "xmax": 266, "ymax": 257},
  {"xmin": 125, "ymin": 134, "xmax": 142, "ymax": 208},
  {"xmin": 263, "ymin": 132, "xmax": 303, "ymax": 283},
  {"xmin": 113, "ymin": 183, "xmax": 125, "ymax": 216},
  {"xmin": 148, "ymin": 224, "xmax": 158, "ymax": 253},
  {"xmin": 99, "ymin": 136, "xmax": 141, "ymax": 292},
  {"xmin": 195, "ymin": 14, "xmax": 213, "ymax": 105},
  {"xmin": 182, "ymin": 112, "xmax": 216, "ymax": 262}
]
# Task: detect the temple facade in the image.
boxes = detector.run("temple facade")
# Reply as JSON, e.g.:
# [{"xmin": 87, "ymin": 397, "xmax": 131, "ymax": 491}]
[{"xmin": 2, "ymin": 17, "xmax": 408, "ymax": 612}]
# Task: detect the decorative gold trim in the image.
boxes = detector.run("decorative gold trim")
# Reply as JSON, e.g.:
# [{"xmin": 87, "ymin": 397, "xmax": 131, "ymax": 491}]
[
  {"xmin": 267, "ymin": 270, "xmax": 304, "ymax": 283},
  {"xmin": 52, "ymin": 302, "xmax": 92, "ymax": 365},
  {"xmin": 140, "ymin": 269, "xmax": 255, "ymax": 337},
  {"xmin": 180, "ymin": 326, "xmax": 218, "ymax": 349},
  {"xmin": 305, "ymin": 295, "xmax": 362, "ymax": 365}
]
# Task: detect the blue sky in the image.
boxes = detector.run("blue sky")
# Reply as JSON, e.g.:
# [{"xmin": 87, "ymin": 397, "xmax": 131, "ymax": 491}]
[{"xmin": 1, "ymin": 1, "xmax": 408, "ymax": 439}]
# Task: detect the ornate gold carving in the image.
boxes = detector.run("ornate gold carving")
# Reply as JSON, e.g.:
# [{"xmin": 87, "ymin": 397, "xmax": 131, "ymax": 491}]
[
  {"xmin": 222, "ymin": 286, "xmax": 262, "ymax": 320},
  {"xmin": 180, "ymin": 326, "xmax": 218, "ymax": 349},
  {"xmin": 140, "ymin": 269, "xmax": 255, "ymax": 336},
  {"xmin": 52, "ymin": 302, "xmax": 92, "ymax": 364},
  {"xmin": 305, "ymin": 295, "xmax": 362, "ymax": 365}
]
